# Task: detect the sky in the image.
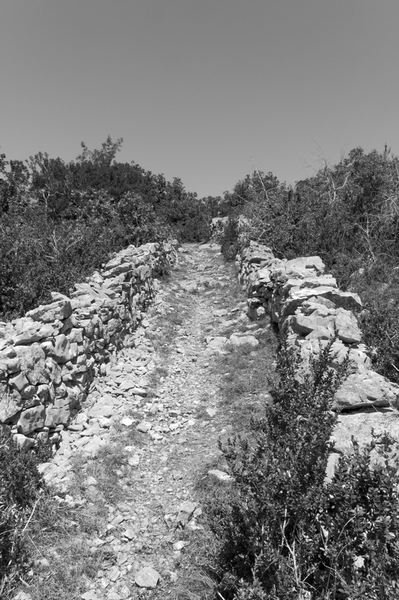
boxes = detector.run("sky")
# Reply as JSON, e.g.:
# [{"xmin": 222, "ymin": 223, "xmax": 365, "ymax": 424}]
[{"xmin": 0, "ymin": 0, "xmax": 398, "ymax": 198}]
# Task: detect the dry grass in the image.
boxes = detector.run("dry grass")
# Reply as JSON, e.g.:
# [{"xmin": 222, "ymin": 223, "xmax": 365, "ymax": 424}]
[{"xmin": 16, "ymin": 488, "xmax": 108, "ymax": 600}]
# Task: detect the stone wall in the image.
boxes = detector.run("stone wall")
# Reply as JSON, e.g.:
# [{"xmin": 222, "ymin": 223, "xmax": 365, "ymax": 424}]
[
  {"xmin": 236, "ymin": 241, "xmax": 399, "ymax": 412},
  {"xmin": 0, "ymin": 241, "xmax": 177, "ymax": 448}
]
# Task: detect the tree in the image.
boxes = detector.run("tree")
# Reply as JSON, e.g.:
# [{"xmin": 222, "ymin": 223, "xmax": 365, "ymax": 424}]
[{"xmin": 76, "ymin": 135, "xmax": 123, "ymax": 167}]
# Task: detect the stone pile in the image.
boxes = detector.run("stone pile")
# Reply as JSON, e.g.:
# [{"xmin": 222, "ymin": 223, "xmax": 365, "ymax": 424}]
[
  {"xmin": 0, "ymin": 241, "xmax": 177, "ymax": 449},
  {"xmin": 236, "ymin": 241, "xmax": 399, "ymax": 412}
]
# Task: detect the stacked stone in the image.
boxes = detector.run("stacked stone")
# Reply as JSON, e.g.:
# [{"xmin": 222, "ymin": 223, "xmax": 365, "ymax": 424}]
[
  {"xmin": 0, "ymin": 241, "xmax": 177, "ymax": 449},
  {"xmin": 236, "ymin": 241, "xmax": 399, "ymax": 412}
]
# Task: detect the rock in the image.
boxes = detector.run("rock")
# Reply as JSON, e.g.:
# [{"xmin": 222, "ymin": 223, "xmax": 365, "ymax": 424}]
[
  {"xmin": 45, "ymin": 397, "xmax": 72, "ymax": 428},
  {"xmin": 214, "ymin": 308, "xmax": 229, "ymax": 317},
  {"xmin": 334, "ymin": 308, "xmax": 362, "ymax": 344},
  {"xmin": 228, "ymin": 334, "xmax": 259, "ymax": 349},
  {"xmin": 81, "ymin": 435, "xmax": 106, "ymax": 457},
  {"xmin": 178, "ymin": 500, "xmax": 199, "ymax": 517},
  {"xmin": 333, "ymin": 370, "xmax": 399, "ymax": 411},
  {"xmin": 13, "ymin": 433, "xmax": 36, "ymax": 451},
  {"xmin": 208, "ymin": 469, "xmax": 234, "ymax": 483},
  {"xmin": 38, "ymin": 461, "xmax": 69, "ymax": 484},
  {"xmin": 206, "ymin": 407, "xmax": 217, "ymax": 417},
  {"xmin": 173, "ymin": 540, "xmax": 189, "ymax": 551},
  {"xmin": 26, "ymin": 299, "xmax": 72, "ymax": 323},
  {"xmin": 283, "ymin": 256, "xmax": 325, "ymax": 278},
  {"xmin": 81, "ymin": 592, "xmax": 99, "ymax": 600},
  {"xmin": 87, "ymin": 403, "xmax": 114, "ymax": 419},
  {"xmin": 205, "ymin": 336, "xmax": 227, "ymax": 351},
  {"xmin": 135, "ymin": 566, "xmax": 160, "ymax": 588},
  {"xmin": 292, "ymin": 313, "xmax": 335, "ymax": 336},
  {"xmin": 136, "ymin": 421, "xmax": 151, "ymax": 433},
  {"xmin": 0, "ymin": 387, "xmax": 26, "ymax": 421},
  {"xmin": 12, "ymin": 592, "xmax": 33, "ymax": 600},
  {"xmin": 85, "ymin": 476, "xmax": 98, "ymax": 486},
  {"xmin": 129, "ymin": 387, "xmax": 147, "ymax": 396},
  {"xmin": 9, "ymin": 371, "xmax": 30, "ymax": 393},
  {"xmin": 118, "ymin": 379, "xmax": 139, "ymax": 391},
  {"xmin": 282, "ymin": 275, "xmax": 337, "ymax": 295},
  {"xmin": 17, "ymin": 405, "xmax": 45, "ymax": 435},
  {"xmin": 120, "ymin": 416, "xmax": 135, "ymax": 427}
]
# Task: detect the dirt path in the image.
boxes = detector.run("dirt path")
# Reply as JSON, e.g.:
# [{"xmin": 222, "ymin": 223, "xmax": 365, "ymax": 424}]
[{"xmin": 35, "ymin": 242, "xmax": 275, "ymax": 600}]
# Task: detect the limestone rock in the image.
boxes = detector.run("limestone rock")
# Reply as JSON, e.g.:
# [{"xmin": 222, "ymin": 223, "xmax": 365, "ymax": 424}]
[
  {"xmin": 17, "ymin": 404, "xmax": 45, "ymax": 435},
  {"xmin": 334, "ymin": 308, "xmax": 362, "ymax": 344},
  {"xmin": 13, "ymin": 433, "xmax": 36, "ymax": 451},
  {"xmin": 283, "ymin": 256, "xmax": 325, "ymax": 278},
  {"xmin": 0, "ymin": 387, "xmax": 26, "ymax": 421},
  {"xmin": 292, "ymin": 313, "xmax": 335, "ymax": 336},
  {"xmin": 333, "ymin": 370, "xmax": 399, "ymax": 411},
  {"xmin": 47, "ymin": 335, "xmax": 79, "ymax": 364},
  {"xmin": 26, "ymin": 299, "xmax": 72, "ymax": 323},
  {"xmin": 44, "ymin": 397, "xmax": 72, "ymax": 428},
  {"xmin": 135, "ymin": 566, "xmax": 160, "ymax": 589}
]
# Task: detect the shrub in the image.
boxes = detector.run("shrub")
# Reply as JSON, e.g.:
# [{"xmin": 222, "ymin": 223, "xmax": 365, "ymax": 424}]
[
  {"xmin": 320, "ymin": 434, "xmax": 399, "ymax": 599},
  {"xmin": 207, "ymin": 339, "xmax": 348, "ymax": 599},
  {"xmin": 206, "ymin": 338, "xmax": 399, "ymax": 599},
  {"xmin": 220, "ymin": 216, "xmax": 241, "ymax": 261}
]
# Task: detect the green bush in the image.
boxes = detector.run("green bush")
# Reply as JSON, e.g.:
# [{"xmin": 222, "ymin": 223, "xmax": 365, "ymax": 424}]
[
  {"xmin": 206, "ymin": 338, "xmax": 399, "ymax": 599},
  {"xmin": 220, "ymin": 216, "xmax": 241, "ymax": 261},
  {"xmin": 218, "ymin": 147, "xmax": 399, "ymax": 386},
  {"xmin": 0, "ymin": 139, "xmax": 213, "ymax": 319}
]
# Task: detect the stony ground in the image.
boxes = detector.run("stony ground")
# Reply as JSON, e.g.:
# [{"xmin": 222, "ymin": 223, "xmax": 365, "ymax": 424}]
[{"xmin": 28, "ymin": 242, "xmax": 275, "ymax": 600}]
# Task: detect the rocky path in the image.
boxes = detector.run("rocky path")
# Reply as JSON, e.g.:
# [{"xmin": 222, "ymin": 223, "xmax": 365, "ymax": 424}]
[{"xmin": 37, "ymin": 242, "xmax": 271, "ymax": 600}]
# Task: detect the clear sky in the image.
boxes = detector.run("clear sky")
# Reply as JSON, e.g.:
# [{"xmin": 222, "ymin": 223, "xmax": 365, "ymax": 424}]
[{"xmin": 1, "ymin": 0, "xmax": 398, "ymax": 198}]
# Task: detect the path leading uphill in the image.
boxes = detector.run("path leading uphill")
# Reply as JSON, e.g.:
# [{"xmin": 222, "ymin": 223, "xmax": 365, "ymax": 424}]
[{"xmin": 32, "ymin": 242, "xmax": 276, "ymax": 600}]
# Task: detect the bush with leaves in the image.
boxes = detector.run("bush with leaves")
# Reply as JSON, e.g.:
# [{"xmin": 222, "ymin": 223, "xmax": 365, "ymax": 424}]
[
  {"xmin": 218, "ymin": 147, "xmax": 399, "ymax": 386},
  {"xmin": 0, "ymin": 137, "xmax": 214, "ymax": 318},
  {"xmin": 207, "ymin": 338, "xmax": 399, "ymax": 599}
]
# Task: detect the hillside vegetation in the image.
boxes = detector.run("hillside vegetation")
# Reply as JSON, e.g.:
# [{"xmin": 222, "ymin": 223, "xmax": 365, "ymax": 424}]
[
  {"xmin": 0, "ymin": 137, "xmax": 212, "ymax": 319},
  {"xmin": 2, "ymin": 142, "xmax": 399, "ymax": 599},
  {"xmin": 218, "ymin": 146, "xmax": 399, "ymax": 387}
]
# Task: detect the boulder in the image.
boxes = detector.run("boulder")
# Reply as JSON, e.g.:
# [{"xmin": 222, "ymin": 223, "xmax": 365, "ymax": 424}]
[
  {"xmin": 283, "ymin": 256, "xmax": 325, "ymax": 278},
  {"xmin": 135, "ymin": 566, "xmax": 160, "ymax": 589},
  {"xmin": 46, "ymin": 335, "xmax": 79, "ymax": 364},
  {"xmin": 0, "ymin": 385, "xmax": 26, "ymax": 421},
  {"xmin": 17, "ymin": 404, "xmax": 45, "ymax": 434},
  {"xmin": 333, "ymin": 370, "xmax": 399, "ymax": 411},
  {"xmin": 44, "ymin": 396, "xmax": 72, "ymax": 428},
  {"xmin": 292, "ymin": 313, "xmax": 335, "ymax": 336},
  {"xmin": 281, "ymin": 287, "xmax": 362, "ymax": 319},
  {"xmin": 26, "ymin": 299, "xmax": 72, "ymax": 323},
  {"xmin": 334, "ymin": 308, "xmax": 362, "ymax": 344}
]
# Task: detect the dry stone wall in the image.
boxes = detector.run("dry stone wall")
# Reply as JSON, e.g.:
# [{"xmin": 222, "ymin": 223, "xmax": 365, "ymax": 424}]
[
  {"xmin": 0, "ymin": 241, "xmax": 177, "ymax": 448},
  {"xmin": 236, "ymin": 241, "xmax": 399, "ymax": 412}
]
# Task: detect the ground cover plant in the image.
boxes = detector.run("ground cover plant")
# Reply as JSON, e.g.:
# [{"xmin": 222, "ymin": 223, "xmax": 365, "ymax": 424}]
[{"xmin": 205, "ymin": 338, "xmax": 399, "ymax": 599}]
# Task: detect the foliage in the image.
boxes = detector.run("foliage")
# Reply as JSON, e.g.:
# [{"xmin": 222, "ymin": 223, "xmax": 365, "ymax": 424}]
[
  {"xmin": 0, "ymin": 137, "xmax": 212, "ymax": 318},
  {"xmin": 0, "ymin": 428, "xmax": 45, "ymax": 597},
  {"xmin": 207, "ymin": 339, "xmax": 399, "ymax": 599},
  {"xmin": 218, "ymin": 146, "xmax": 399, "ymax": 385}
]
